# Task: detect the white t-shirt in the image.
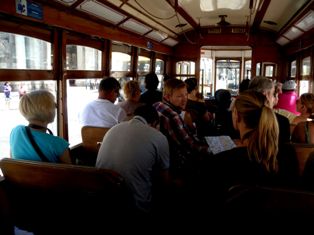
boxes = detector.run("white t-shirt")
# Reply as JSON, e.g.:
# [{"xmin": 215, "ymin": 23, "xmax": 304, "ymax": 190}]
[{"xmin": 79, "ymin": 98, "xmax": 126, "ymax": 127}]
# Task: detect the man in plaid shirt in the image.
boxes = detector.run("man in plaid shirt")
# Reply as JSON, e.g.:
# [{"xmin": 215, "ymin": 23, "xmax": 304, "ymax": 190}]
[{"xmin": 154, "ymin": 78, "xmax": 211, "ymax": 177}]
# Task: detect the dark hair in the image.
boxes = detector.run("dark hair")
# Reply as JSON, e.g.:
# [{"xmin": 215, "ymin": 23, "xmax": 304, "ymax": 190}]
[
  {"xmin": 215, "ymin": 89, "xmax": 231, "ymax": 109},
  {"xmin": 239, "ymin": 78, "xmax": 250, "ymax": 94},
  {"xmin": 134, "ymin": 105, "xmax": 159, "ymax": 125},
  {"xmin": 184, "ymin": 77, "xmax": 198, "ymax": 93},
  {"xmin": 99, "ymin": 77, "xmax": 121, "ymax": 92},
  {"xmin": 145, "ymin": 73, "xmax": 159, "ymax": 90}
]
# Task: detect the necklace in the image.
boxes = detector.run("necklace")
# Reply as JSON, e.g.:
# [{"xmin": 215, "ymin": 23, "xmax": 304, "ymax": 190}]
[{"xmin": 28, "ymin": 124, "xmax": 53, "ymax": 135}]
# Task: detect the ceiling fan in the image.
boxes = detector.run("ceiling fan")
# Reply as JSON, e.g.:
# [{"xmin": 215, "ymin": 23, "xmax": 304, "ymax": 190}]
[{"xmin": 217, "ymin": 15, "xmax": 231, "ymax": 26}]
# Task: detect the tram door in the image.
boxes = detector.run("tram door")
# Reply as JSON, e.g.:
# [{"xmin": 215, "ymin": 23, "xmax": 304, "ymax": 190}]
[{"xmin": 215, "ymin": 59, "xmax": 240, "ymax": 96}]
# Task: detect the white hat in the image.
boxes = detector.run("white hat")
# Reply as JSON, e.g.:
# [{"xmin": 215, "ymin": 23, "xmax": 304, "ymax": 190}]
[{"xmin": 282, "ymin": 80, "xmax": 296, "ymax": 90}]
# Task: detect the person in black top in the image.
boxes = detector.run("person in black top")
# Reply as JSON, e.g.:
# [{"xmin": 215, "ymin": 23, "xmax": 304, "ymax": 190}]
[{"xmin": 140, "ymin": 72, "xmax": 162, "ymax": 105}]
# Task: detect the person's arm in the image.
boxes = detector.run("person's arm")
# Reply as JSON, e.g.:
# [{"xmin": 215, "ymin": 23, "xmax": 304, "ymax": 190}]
[{"xmin": 59, "ymin": 149, "xmax": 72, "ymax": 164}]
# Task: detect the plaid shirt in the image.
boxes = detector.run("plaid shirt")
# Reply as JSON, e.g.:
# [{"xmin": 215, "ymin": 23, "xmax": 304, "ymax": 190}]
[{"xmin": 154, "ymin": 101, "xmax": 210, "ymax": 160}]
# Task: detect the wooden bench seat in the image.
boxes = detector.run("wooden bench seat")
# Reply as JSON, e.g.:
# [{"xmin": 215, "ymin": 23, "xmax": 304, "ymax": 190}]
[{"xmin": 0, "ymin": 158, "xmax": 132, "ymax": 234}]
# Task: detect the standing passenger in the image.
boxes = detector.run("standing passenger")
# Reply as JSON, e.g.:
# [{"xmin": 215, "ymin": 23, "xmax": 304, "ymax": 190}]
[
  {"xmin": 10, "ymin": 90, "xmax": 71, "ymax": 163},
  {"xmin": 96, "ymin": 105, "xmax": 170, "ymax": 214},
  {"xmin": 79, "ymin": 77, "xmax": 126, "ymax": 127}
]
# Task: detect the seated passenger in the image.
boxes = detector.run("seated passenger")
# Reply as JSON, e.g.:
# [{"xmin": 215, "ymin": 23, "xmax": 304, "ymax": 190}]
[
  {"xmin": 10, "ymin": 90, "xmax": 71, "ymax": 163},
  {"xmin": 140, "ymin": 72, "xmax": 162, "ymax": 105},
  {"xmin": 248, "ymin": 76, "xmax": 290, "ymax": 144},
  {"xmin": 211, "ymin": 91, "xmax": 279, "ymax": 193},
  {"xmin": 275, "ymin": 79, "xmax": 299, "ymax": 115},
  {"xmin": 96, "ymin": 105, "xmax": 170, "ymax": 214},
  {"xmin": 213, "ymin": 89, "xmax": 239, "ymax": 139},
  {"xmin": 184, "ymin": 77, "xmax": 213, "ymax": 137},
  {"xmin": 153, "ymin": 78, "xmax": 211, "ymax": 177},
  {"xmin": 79, "ymin": 77, "xmax": 126, "ymax": 127},
  {"xmin": 117, "ymin": 80, "xmax": 144, "ymax": 120},
  {"xmin": 290, "ymin": 93, "xmax": 314, "ymax": 134}
]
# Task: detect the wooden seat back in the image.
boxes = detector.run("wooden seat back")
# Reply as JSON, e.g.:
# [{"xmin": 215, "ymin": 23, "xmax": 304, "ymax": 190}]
[
  {"xmin": 291, "ymin": 143, "xmax": 314, "ymax": 176},
  {"xmin": 0, "ymin": 158, "xmax": 132, "ymax": 233},
  {"xmin": 80, "ymin": 126, "xmax": 110, "ymax": 165}
]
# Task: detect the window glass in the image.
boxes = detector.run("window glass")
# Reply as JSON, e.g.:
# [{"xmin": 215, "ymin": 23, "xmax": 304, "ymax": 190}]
[
  {"xmin": 176, "ymin": 61, "xmax": 195, "ymax": 75},
  {"xmin": 137, "ymin": 56, "xmax": 150, "ymax": 73},
  {"xmin": 0, "ymin": 32, "xmax": 52, "ymax": 69},
  {"xmin": 67, "ymin": 79, "xmax": 102, "ymax": 146},
  {"xmin": 200, "ymin": 57, "xmax": 213, "ymax": 97},
  {"xmin": 290, "ymin": 60, "xmax": 296, "ymax": 78},
  {"xmin": 244, "ymin": 60, "xmax": 251, "ymax": 79},
  {"xmin": 301, "ymin": 56, "xmax": 311, "ymax": 76},
  {"xmin": 66, "ymin": 45, "xmax": 101, "ymax": 70},
  {"xmin": 0, "ymin": 81, "xmax": 57, "ymax": 160},
  {"xmin": 265, "ymin": 65, "xmax": 274, "ymax": 77},
  {"xmin": 216, "ymin": 59, "xmax": 240, "ymax": 96},
  {"xmin": 111, "ymin": 52, "xmax": 131, "ymax": 71},
  {"xmin": 299, "ymin": 80, "xmax": 309, "ymax": 95},
  {"xmin": 155, "ymin": 59, "xmax": 164, "ymax": 90},
  {"xmin": 256, "ymin": 63, "xmax": 261, "ymax": 76}
]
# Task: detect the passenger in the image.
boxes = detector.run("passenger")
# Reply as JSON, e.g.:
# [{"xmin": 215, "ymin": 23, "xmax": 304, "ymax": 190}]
[
  {"xmin": 274, "ymin": 82, "xmax": 297, "ymax": 123},
  {"xmin": 140, "ymin": 72, "xmax": 162, "ymax": 105},
  {"xmin": 10, "ymin": 90, "xmax": 71, "ymax": 163},
  {"xmin": 275, "ymin": 79, "xmax": 299, "ymax": 115},
  {"xmin": 153, "ymin": 78, "xmax": 211, "ymax": 178},
  {"xmin": 184, "ymin": 77, "xmax": 213, "ymax": 137},
  {"xmin": 79, "ymin": 77, "xmax": 126, "ymax": 127},
  {"xmin": 96, "ymin": 105, "xmax": 170, "ymax": 214},
  {"xmin": 248, "ymin": 76, "xmax": 290, "ymax": 144},
  {"xmin": 211, "ymin": 90, "xmax": 279, "ymax": 193},
  {"xmin": 291, "ymin": 93, "xmax": 314, "ymax": 143},
  {"xmin": 238, "ymin": 78, "xmax": 250, "ymax": 94},
  {"xmin": 117, "ymin": 80, "xmax": 144, "ymax": 120},
  {"xmin": 213, "ymin": 89, "xmax": 239, "ymax": 139},
  {"xmin": 290, "ymin": 93, "xmax": 314, "ymax": 133}
]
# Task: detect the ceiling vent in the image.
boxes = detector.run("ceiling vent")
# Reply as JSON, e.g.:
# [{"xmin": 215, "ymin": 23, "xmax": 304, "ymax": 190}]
[{"xmin": 217, "ymin": 15, "xmax": 230, "ymax": 26}]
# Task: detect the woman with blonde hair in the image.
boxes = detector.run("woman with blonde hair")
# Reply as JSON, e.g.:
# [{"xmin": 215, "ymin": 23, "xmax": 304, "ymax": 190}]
[
  {"xmin": 118, "ymin": 80, "xmax": 143, "ymax": 120},
  {"xmin": 211, "ymin": 90, "xmax": 279, "ymax": 191},
  {"xmin": 10, "ymin": 90, "xmax": 71, "ymax": 163}
]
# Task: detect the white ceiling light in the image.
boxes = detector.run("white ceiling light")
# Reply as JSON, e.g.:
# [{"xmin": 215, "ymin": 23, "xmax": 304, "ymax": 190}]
[
  {"xmin": 200, "ymin": 0, "xmax": 247, "ymax": 11},
  {"xmin": 79, "ymin": 0, "xmax": 126, "ymax": 24},
  {"xmin": 283, "ymin": 26, "xmax": 303, "ymax": 40},
  {"xmin": 276, "ymin": 37, "xmax": 289, "ymax": 46},
  {"xmin": 162, "ymin": 38, "xmax": 178, "ymax": 47},
  {"xmin": 120, "ymin": 19, "xmax": 152, "ymax": 35},
  {"xmin": 146, "ymin": 31, "xmax": 168, "ymax": 42},
  {"xmin": 295, "ymin": 10, "xmax": 314, "ymax": 31},
  {"xmin": 54, "ymin": 0, "xmax": 77, "ymax": 5}
]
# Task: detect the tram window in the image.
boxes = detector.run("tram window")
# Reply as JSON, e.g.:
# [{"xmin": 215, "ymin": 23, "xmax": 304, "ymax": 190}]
[
  {"xmin": 290, "ymin": 60, "xmax": 296, "ymax": 78},
  {"xmin": 299, "ymin": 80, "xmax": 309, "ymax": 95},
  {"xmin": 66, "ymin": 45, "xmax": 101, "ymax": 70},
  {"xmin": 256, "ymin": 63, "xmax": 261, "ymax": 76},
  {"xmin": 0, "ymin": 32, "xmax": 51, "ymax": 69},
  {"xmin": 138, "ymin": 56, "xmax": 150, "ymax": 73},
  {"xmin": 0, "ymin": 81, "xmax": 57, "ymax": 160},
  {"xmin": 66, "ymin": 79, "xmax": 103, "ymax": 147},
  {"xmin": 265, "ymin": 65, "xmax": 274, "ymax": 77},
  {"xmin": 301, "ymin": 56, "xmax": 311, "ymax": 76},
  {"xmin": 244, "ymin": 60, "xmax": 251, "ymax": 79},
  {"xmin": 200, "ymin": 57, "xmax": 213, "ymax": 98},
  {"xmin": 216, "ymin": 59, "xmax": 240, "ymax": 96},
  {"xmin": 111, "ymin": 52, "xmax": 131, "ymax": 71},
  {"xmin": 155, "ymin": 59, "xmax": 164, "ymax": 90},
  {"xmin": 176, "ymin": 61, "xmax": 195, "ymax": 75}
]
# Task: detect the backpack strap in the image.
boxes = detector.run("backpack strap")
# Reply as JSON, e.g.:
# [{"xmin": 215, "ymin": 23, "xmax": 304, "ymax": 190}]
[{"xmin": 25, "ymin": 126, "xmax": 50, "ymax": 162}]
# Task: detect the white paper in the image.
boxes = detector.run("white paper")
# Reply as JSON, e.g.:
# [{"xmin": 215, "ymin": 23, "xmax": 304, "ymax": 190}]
[{"xmin": 205, "ymin": 136, "xmax": 236, "ymax": 154}]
